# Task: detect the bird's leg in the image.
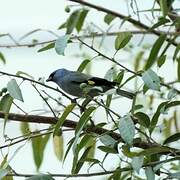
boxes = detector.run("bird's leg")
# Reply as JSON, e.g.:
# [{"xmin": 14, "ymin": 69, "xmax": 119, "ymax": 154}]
[{"xmin": 71, "ymin": 97, "xmax": 79, "ymax": 104}]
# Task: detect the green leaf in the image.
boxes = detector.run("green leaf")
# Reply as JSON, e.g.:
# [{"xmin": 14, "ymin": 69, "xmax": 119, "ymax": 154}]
[
  {"xmin": 131, "ymin": 156, "xmax": 144, "ymax": 174},
  {"xmin": 20, "ymin": 122, "xmax": 30, "ymax": 135},
  {"xmin": 7, "ymin": 79, "xmax": 23, "ymax": 102},
  {"xmin": 163, "ymin": 132, "xmax": 180, "ymax": 144},
  {"xmin": 53, "ymin": 135, "xmax": 64, "ymax": 161},
  {"xmin": 151, "ymin": 17, "xmax": 170, "ymax": 30},
  {"xmin": 31, "ymin": 135, "xmax": 44, "ymax": 170},
  {"xmin": 54, "ymin": 103, "xmax": 76, "ymax": 135},
  {"xmin": 115, "ymin": 32, "xmax": 132, "ymax": 50},
  {"xmin": 77, "ymin": 59, "xmax": 90, "ymax": 72},
  {"xmin": 173, "ymin": 44, "xmax": 180, "ymax": 61},
  {"xmin": 115, "ymin": 70, "xmax": 124, "ymax": 84},
  {"xmin": 118, "ymin": 114, "xmax": 135, "ymax": 145},
  {"xmin": 98, "ymin": 146, "xmax": 117, "ymax": 154},
  {"xmin": 73, "ymin": 147, "xmax": 92, "ymax": 174},
  {"xmin": 75, "ymin": 106, "xmax": 96, "ymax": 136},
  {"xmin": 138, "ymin": 146, "xmax": 170, "ymax": 156},
  {"xmin": 16, "ymin": 71, "xmax": 34, "ymax": 79},
  {"xmin": 104, "ymin": 13, "xmax": 116, "ymax": 25},
  {"xmin": 31, "ymin": 133, "xmax": 50, "ymax": 170},
  {"xmin": 149, "ymin": 101, "xmax": 169, "ymax": 134},
  {"xmin": 145, "ymin": 34, "xmax": 166, "ymax": 70},
  {"xmin": 160, "ymin": 0, "xmax": 168, "ymax": 17},
  {"xmin": 157, "ymin": 55, "xmax": 166, "ymax": 67},
  {"xmin": 0, "ymin": 52, "xmax": 6, "ymax": 64},
  {"xmin": 2, "ymin": 175, "xmax": 13, "ymax": 180},
  {"xmin": 38, "ymin": 42, "xmax": 55, "ymax": 52},
  {"xmin": 177, "ymin": 57, "xmax": 180, "ymax": 82},
  {"xmin": 142, "ymin": 69, "xmax": 160, "ymax": 91},
  {"xmin": 76, "ymin": 9, "xmax": 88, "ymax": 32},
  {"xmin": 66, "ymin": 10, "xmax": 81, "ymax": 34},
  {"xmin": 145, "ymin": 167, "xmax": 155, "ymax": 180},
  {"xmin": 108, "ymin": 168, "xmax": 121, "ymax": 180},
  {"xmin": 134, "ymin": 51, "xmax": 144, "ymax": 71},
  {"xmin": 55, "ymin": 35, "xmax": 70, "ymax": 55},
  {"xmin": 0, "ymin": 94, "xmax": 13, "ymax": 113},
  {"xmin": 26, "ymin": 174, "xmax": 55, "ymax": 180},
  {"xmin": 134, "ymin": 112, "xmax": 150, "ymax": 128}
]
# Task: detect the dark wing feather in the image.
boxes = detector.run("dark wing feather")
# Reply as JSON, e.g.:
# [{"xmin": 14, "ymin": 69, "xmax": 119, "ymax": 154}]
[{"xmin": 86, "ymin": 77, "xmax": 116, "ymax": 87}]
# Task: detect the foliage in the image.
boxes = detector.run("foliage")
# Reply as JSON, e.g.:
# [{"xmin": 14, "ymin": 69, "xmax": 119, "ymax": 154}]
[{"xmin": 0, "ymin": 0, "xmax": 179, "ymax": 179}]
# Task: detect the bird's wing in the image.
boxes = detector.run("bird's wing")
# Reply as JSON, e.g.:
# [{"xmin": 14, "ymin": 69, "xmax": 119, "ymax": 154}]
[{"xmin": 67, "ymin": 71, "xmax": 91, "ymax": 83}]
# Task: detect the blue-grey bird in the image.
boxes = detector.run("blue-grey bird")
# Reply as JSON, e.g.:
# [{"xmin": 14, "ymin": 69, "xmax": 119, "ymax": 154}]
[{"xmin": 46, "ymin": 68, "xmax": 134, "ymax": 99}]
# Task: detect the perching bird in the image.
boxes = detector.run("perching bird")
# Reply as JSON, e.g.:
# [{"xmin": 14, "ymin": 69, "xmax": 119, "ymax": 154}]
[{"xmin": 46, "ymin": 68, "xmax": 134, "ymax": 99}]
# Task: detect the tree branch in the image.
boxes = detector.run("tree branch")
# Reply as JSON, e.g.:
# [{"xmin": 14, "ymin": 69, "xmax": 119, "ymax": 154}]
[{"xmin": 68, "ymin": 0, "xmax": 178, "ymax": 46}]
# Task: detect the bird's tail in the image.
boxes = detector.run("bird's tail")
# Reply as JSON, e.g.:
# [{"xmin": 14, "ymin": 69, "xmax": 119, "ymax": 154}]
[{"xmin": 116, "ymin": 88, "xmax": 135, "ymax": 99}]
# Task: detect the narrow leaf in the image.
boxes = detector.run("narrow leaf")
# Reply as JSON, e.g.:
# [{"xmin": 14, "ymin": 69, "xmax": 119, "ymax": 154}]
[
  {"xmin": 163, "ymin": 132, "xmax": 180, "ymax": 144},
  {"xmin": 118, "ymin": 114, "xmax": 135, "ymax": 145},
  {"xmin": 0, "ymin": 52, "xmax": 6, "ymax": 64},
  {"xmin": 142, "ymin": 69, "xmax": 160, "ymax": 91},
  {"xmin": 38, "ymin": 42, "xmax": 55, "ymax": 52},
  {"xmin": 55, "ymin": 35, "xmax": 70, "ymax": 55},
  {"xmin": 145, "ymin": 34, "xmax": 166, "ymax": 70},
  {"xmin": 54, "ymin": 103, "xmax": 76, "ymax": 135},
  {"xmin": 134, "ymin": 112, "xmax": 150, "ymax": 128},
  {"xmin": 104, "ymin": 14, "xmax": 116, "ymax": 25},
  {"xmin": 115, "ymin": 32, "xmax": 132, "ymax": 50},
  {"xmin": 160, "ymin": 0, "xmax": 168, "ymax": 17},
  {"xmin": 66, "ymin": 10, "xmax": 81, "ymax": 34},
  {"xmin": 177, "ymin": 57, "xmax": 180, "ymax": 82},
  {"xmin": 53, "ymin": 135, "xmax": 64, "ymax": 161},
  {"xmin": 157, "ymin": 55, "xmax": 166, "ymax": 67},
  {"xmin": 77, "ymin": 59, "xmax": 90, "ymax": 72},
  {"xmin": 76, "ymin": 9, "xmax": 88, "ymax": 32},
  {"xmin": 98, "ymin": 146, "xmax": 117, "ymax": 154},
  {"xmin": 7, "ymin": 79, "xmax": 24, "ymax": 102}
]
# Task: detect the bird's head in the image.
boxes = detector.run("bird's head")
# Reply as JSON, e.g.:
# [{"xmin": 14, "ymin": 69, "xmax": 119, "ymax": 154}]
[{"xmin": 46, "ymin": 68, "xmax": 69, "ymax": 82}]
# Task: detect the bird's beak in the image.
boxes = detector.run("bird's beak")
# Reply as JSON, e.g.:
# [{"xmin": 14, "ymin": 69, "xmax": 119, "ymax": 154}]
[{"xmin": 46, "ymin": 77, "xmax": 52, "ymax": 82}]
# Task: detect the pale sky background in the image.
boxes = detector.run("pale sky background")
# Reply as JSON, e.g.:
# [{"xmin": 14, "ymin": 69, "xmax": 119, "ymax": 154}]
[{"xmin": 0, "ymin": 0, "xmax": 179, "ymax": 179}]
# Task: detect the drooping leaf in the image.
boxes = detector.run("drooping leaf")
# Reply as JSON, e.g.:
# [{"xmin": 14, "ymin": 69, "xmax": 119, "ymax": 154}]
[
  {"xmin": 7, "ymin": 79, "xmax": 24, "ymax": 102},
  {"xmin": 145, "ymin": 34, "xmax": 166, "ymax": 70},
  {"xmin": 145, "ymin": 167, "xmax": 155, "ymax": 180},
  {"xmin": 31, "ymin": 133, "xmax": 50, "ymax": 170},
  {"xmin": 104, "ymin": 13, "xmax": 116, "ymax": 25},
  {"xmin": 163, "ymin": 132, "xmax": 180, "ymax": 144},
  {"xmin": 142, "ymin": 69, "xmax": 160, "ymax": 91},
  {"xmin": 66, "ymin": 9, "xmax": 81, "ymax": 34},
  {"xmin": 25, "ymin": 174, "xmax": 55, "ymax": 180},
  {"xmin": 118, "ymin": 114, "xmax": 135, "ymax": 145},
  {"xmin": 151, "ymin": 17, "xmax": 170, "ymax": 30},
  {"xmin": 115, "ymin": 70, "xmax": 124, "ymax": 84},
  {"xmin": 157, "ymin": 55, "xmax": 166, "ymax": 67},
  {"xmin": 0, "ymin": 52, "xmax": 6, "ymax": 64},
  {"xmin": 73, "ymin": 146, "xmax": 92, "ymax": 174},
  {"xmin": 149, "ymin": 101, "xmax": 169, "ymax": 134},
  {"xmin": 53, "ymin": 134, "xmax": 64, "ymax": 161},
  {"xmin": 177, "ymin": 57, "xmax": 180, "ymax": 82},
  {"xmin": 131, "ymin": 156, "xmax": 144, "ymax": 174},
  {"xmin": 173, "ymin": 44, "xmax": 180, "ymax": 61},
  {"xmin": 20, "ymin": 122, "xmax": 30, "ymax": 135},
  {"xmin": 55, "ymin": 35, "xmax": 70, "ymax": 55},
  {"xmin": 98, "ymin": 146, "xmax": 117, "ymax": 154},
  {"xmin": 76, "ymin": 9, "xmax": 88, "ymax": 32},
  {"xmin": 115, "ymin": 32, "xmax": 132, "ymax": 50},
  {"xmin": 54, "ymin": 103, "xmax": 76, "ymax": 135},
  {"xmin": 38, "ymin": 42, "xmax": 55, "ymax": 53},
  {"xmin": 134, "ymin": 112, "xmax": 150, "ymax": 128},
  {"xmin": 75, "ymin": 106, "xmax": 96, "ymax": 136},
  {"xmin": 77, "ymin": 59, "xmax": 91, "ymax": 72},
  {"xmin": 134, "ymin": 51, "xmax": 144, "ymax": 71}
]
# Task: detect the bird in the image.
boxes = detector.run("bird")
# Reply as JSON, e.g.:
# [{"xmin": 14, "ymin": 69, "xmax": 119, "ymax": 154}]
[{"xmin": 46, "ymin": 68, "xmax": 135, "ymax": 99}]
